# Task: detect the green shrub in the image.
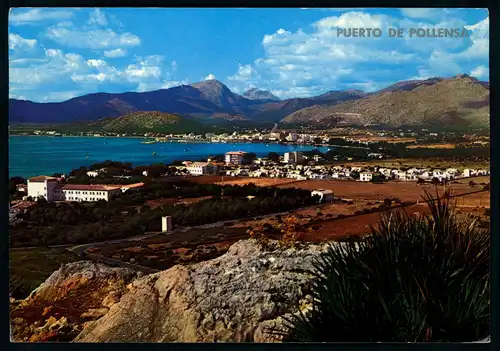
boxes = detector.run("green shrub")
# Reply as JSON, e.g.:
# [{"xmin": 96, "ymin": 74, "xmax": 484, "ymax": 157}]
[{"xmin": 269, "ymin": 190, "xmax": 489, "ymax": 342}]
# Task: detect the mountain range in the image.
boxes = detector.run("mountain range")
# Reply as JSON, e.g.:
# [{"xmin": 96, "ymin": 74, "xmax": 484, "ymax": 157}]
[{"xmin": 9, "ymin": 75, "xmax": 490, "ymax": 129}]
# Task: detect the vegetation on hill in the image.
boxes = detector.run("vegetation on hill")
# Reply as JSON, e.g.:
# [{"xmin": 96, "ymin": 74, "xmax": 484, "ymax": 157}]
[
  {"xmin": 56, "ymin": 111, "xmax": 203, "ymax": 134},
  {"xmin": 271, "ymin": 190, "xmax": 489, "ymax": 342},
  {"xmin": 281, "ymin": 76, "xmax": 490, "ymax": 129},
  {"xmin": 10, "ymin": 182, "xmax": 317, "ymax": 248}
]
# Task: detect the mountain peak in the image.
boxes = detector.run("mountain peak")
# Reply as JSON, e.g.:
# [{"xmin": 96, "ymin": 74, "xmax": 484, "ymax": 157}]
[{"xmin": 243, "ymin": 88, "xmax": 280, "ymax": 101}]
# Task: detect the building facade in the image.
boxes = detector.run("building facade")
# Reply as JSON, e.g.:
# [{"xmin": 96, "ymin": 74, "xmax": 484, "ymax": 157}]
[
  {"xmin": 359, "ymin": 172, "xmax": 373, "ymax": 182},
  {"xmin": 225, "ymin": 151, "xmax": 250, "ymax": 165},
  {"xmin": 27, "ymin": 176, "xmax": 127, "ymax": 202},
  {"xmin": 186, "ymin": 162, "xmax": 218, "ymax": 175},
  {"xmin": 311, "ymin": 189, "xmax": 334, "ymax": 203},
  {"xmin": 27, "ymin": 176, "xmax": 60, "ymax": 201},
  {"xmin": 284, "ymin": 151, "xmax": 304, "ymax": 164},
  {"xmin": 61, "ymin": 184, "xmax": 122, "ymax": 202}
]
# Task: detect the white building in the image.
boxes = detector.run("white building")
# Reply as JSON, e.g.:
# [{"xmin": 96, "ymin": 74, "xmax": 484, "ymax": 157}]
[
  {"xmin": 286, "ymin": 133, "xmax": 298, "ymax": 142},
  {"xmin": 27, "ymin": 176, "xmax": 61, "ymax": 201},
  {"xmin": 359, "ymin": 172, "xmax": 373, "ymax": 182},
  {"xmin": 162, "ymin": 216, "xmax": 173, "ymax": 232},
  {"xmin": 27, "ymin": 175, "xmax": 124, "ymax": 202},
  {"xmin": 311, "ymin": 189, "xmax": 334, "ymax": 203},
  {"xmin": 225, "ymin": 151, "xmax": 250, "ymax": 165},
  {"xmin": 61, "ymin": 184, "xmax": 122, "ymax": 202},
  {"xmin": 86, "ymin": 171, "xmax": 99, "ymax": 177},
  {"xmin": 186, "ymin": 162, "xmax": 218, "ymax": 175},
  {"xmin": 284, "ymin": 151, "xmax": 304, "ymax": 164}
]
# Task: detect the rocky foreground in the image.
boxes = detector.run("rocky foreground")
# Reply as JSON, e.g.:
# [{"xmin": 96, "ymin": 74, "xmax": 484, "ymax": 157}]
[{"xmin": 11, "ymin": 239, "xmax": 330, "ymax": 342}]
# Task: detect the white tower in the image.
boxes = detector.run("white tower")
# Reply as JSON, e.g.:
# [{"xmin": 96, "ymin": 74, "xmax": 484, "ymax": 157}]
[{"xmin": 162, "ymin": 216, "xmax": 172, "ymax": 232}]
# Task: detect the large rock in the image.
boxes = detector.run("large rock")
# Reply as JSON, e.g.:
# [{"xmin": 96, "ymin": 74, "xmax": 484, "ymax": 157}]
[
  {"xmin": 10, "ymin": 261, "xmax": 139, "ymax": 342},
  {"xmin": 75, "ymin": 239, "xmax": 328, "ymax": 342}
]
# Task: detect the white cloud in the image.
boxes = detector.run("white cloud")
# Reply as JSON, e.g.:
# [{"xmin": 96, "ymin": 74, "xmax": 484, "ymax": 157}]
[
  {"xmin": 228, "ymin": 64, "xmax": 261, "ymax": 82},
  {"xmin": 226, "ymin": 10, "xmax": 489, "ymax": 98},
  {"xmin": 204, "ymin": 74, "xmax": 216, "ymax": 80},
  {"xmin": 10, "ymin": 48, "xmax": 87, "ymax": 86},
  {"xmin": 46, "ymin": 27, "xmax": 140, "ymax": 49},
  {"xmin": 470, "ymin": 65, "xmax": 488, "ymax": 78},
  {"xmin": 88, "ymin": 8, "xmax": 108, "ymax": 26},
  {"xmin": 103, "ymin": 48, "xmax": 127, "ymax": 58},
  {"xmin": 8, "ymin": 33, "xmax": 37, "ymax": 50},
  {"xmin": 9, "ymin": 8, "xmax": 74, "ymax": 25},
  {"xmin": 171, "ymin": 60, "xmax": 178, "ymax": 71},
  {"xmin": 136, "ymin": 79, "xmax": 188, "ymax": 92}
]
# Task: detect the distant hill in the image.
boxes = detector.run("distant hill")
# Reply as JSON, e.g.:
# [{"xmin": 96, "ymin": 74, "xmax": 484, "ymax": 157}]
[
  {"xmin": 56, "ymin": 111, "xmax": 203, "ymax": 134},
  {"xmin": 243, "ymin": 88, "xmax": 280, "ymax": 101},
  {"xmin": 9, "ymin": 75, "xmax": 489, "ymax": 129},
  {"xmin": 281, "ymin": 75, "xmax": 490, "ymax": 129}
]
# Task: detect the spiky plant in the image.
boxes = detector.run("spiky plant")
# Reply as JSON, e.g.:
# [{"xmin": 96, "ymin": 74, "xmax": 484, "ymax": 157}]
[{"xmin": 269, "ymin": 190, "xmax": 489, "ymax": 342}]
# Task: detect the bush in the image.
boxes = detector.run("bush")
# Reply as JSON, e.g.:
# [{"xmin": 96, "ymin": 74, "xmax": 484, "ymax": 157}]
[{"xmin": 269, "ymin": 190, "xmax": 490, "ymax": 342}]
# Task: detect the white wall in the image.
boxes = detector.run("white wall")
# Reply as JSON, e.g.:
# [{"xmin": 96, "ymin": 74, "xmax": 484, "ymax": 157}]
[
  {"xmin": 63, "ymin": 189, "xmax": 121, "ymax": 202},
  {"xmin": 27, "ymin": 180, "xmax": 59, "ymax": 200}
]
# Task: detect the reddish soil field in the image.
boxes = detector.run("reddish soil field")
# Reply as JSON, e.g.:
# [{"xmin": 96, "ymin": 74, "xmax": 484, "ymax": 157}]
[
  {"xmin": 297, "ymin": 191, "xmax": 489, "ymax": 242},
  {"xmin": 95, "ymin": 226, "xmax": 248, "ymax": 271},
  {"xmin": 185, "ymin": 175, "xmax": 240, "ymax": 184},
  {"xmin": 187, "ymin": 175, "xmax": 300, "ymax": 187},
  {"xmin": 278, "ymin": 179, "xmax": 485, "ymax": 203}
]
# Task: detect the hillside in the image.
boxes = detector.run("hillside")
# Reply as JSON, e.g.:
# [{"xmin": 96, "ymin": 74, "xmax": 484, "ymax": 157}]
[
  {"xmin": 9, "ymin": 85, "xmax": 226, "ymax": 124},
  {"xmin": 281, "ymin": 75, "xmax": 490, "ymax": 129},
  {"xmin": 58, "ymin": 111, "xmax": 203, "ymax": 134},
  {"xmin": 9, "ymin": 75, "xmax": 490, "ymax": 128},
  {"xmin": 243, "ymin": 88, "xmax": 280, "ymax": 101}
]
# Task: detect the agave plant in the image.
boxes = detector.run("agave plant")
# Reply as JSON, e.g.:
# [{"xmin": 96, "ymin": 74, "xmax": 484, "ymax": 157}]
[{"xmin": 269, "ymin": 190, "xmax": 490, "ymax": 342}]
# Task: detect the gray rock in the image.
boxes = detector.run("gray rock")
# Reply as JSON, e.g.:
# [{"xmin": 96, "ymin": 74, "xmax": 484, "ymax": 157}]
[{"xmin": 75, "ymin": 239, "xmax": 330, "ymax": 342}]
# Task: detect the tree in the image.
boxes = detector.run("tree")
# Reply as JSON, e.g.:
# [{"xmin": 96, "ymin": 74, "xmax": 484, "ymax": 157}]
[
  {"xmin": 269, "ymin": 190, "xmax": 490, "ymax": 342},
  {"xmin": 9, "ymin": 177, "xmax": 25, "ymax": 194},
  {"xmin": 431, "ymin": 177, "xmax": 441, "ymax": 185},
  {"xmin": 267, "ymin": 152, "xmax": 280, "ymax": 162},
  {"xmin": 370, "ymin": 173, "xmax": 386, "ymax": 183}
]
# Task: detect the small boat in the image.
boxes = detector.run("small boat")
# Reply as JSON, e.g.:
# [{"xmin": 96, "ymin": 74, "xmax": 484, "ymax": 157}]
[
  {"xmin": 152, "ymin": 152, "xmax": 156, "ymax": 156},
  {"xmin": 141, "ymin": 140, "xmax": 157, "ymax": 144},
  {"xmin": 184, "ymin": 149, "xmax": 190, "ymax": 151},
  {"xmin": 85, "ymin": 155, "xmax": 90, "ymax": 160}
]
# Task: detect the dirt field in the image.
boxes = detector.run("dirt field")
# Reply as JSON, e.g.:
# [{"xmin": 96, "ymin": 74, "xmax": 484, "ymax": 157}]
[
  {"xmin": 95, "ymin": 226, "xmax": 248, "ymax": 271},
  {"xmin": 187, "ymin": 175, "xmax": 301, "ymax": 187},
  {"xmin": 406, "ymin": 143, "xmax": 456, "ymax": 149},
  {"xmin": 277, "ymin": 179, "xmax": 486, "ymax": 203},
  {"xmin": 89, "ymin": 189, "xmax": 489, "ymax": 271},
  {"xmin": 338, "ymin": 159, "xmax": 490, "ymax": 171}
]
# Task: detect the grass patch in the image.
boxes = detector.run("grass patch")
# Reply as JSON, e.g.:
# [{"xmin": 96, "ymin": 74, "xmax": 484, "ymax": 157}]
[{"xmin": 10, "ymin": 248, "xmax": 80, "ymax": 299}]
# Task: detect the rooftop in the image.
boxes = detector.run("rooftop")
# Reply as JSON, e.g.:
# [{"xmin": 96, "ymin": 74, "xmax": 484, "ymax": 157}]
[
  {"xmin": 313, "ymin": 189, "xmax": 334, "ymax": 194},
  {"xmin": 189, "ymin": 162, "xmax": 212, "ymax": 167},
  {"xmin": 120, "ymin": 182, "xmax": 145, "ymax": 189},
  {"xmin": 61, "ymin": 184, "xmax": 121, "ymax": 191},
  {"xmin": 225, "ymin": 151, "xmax": 249, "ymax": 155},
  {"xmin": 28, "ymin": 176, "xmax": 58, "ymax": 182}
]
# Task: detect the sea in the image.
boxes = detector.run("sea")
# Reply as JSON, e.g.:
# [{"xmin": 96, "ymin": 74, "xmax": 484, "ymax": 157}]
[{"xmin": 9, "ymin": 136, "xmax": 331, "ymax": 178}]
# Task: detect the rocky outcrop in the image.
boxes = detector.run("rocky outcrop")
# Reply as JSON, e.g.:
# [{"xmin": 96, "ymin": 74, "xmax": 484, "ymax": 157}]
[
  {"xmin": 75, "ymin": 239, "xmax": 328, "ymax": 342},
  {"xmin": 10, "ymin": 261, "xmax": 139, "ymax": 342}
]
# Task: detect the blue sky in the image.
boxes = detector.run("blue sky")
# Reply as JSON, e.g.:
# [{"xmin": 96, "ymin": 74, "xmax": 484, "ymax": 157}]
[{"xmin": 9, "ymin": 7, "xmax": 489, "ymax": 102}]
